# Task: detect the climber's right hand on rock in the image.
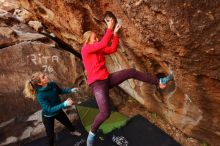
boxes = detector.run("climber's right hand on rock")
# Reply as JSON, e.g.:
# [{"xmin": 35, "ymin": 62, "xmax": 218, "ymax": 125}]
[{"xmin": 114, "ymin": 23, "xmax": 122, "ymax": 35}]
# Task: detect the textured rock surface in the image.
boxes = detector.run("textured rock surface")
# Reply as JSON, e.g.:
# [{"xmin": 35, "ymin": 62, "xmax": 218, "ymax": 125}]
[
  {"xmin": 0, "ymin": 4, "xmax": 88, "ymax": 145},
  {"xmin": 18, "ymin": 0, "xmax": 220, "ymax": 145},
  {"xmin": 0, "ymin": 0, "xmax": 220, "ymax": 145}
]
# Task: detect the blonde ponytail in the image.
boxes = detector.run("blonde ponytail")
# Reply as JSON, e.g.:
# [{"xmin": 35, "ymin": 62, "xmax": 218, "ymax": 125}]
[
  {"xmin": 23, "ymin": 80, "xmax": 36, "ymax": 100},
  {"xmin": 83, "ymin": 31, "xmax": 93, "ymax": 45},
  {"xmin": 23, "ymin": 72, "xmax": 42, "ymax": 100}
]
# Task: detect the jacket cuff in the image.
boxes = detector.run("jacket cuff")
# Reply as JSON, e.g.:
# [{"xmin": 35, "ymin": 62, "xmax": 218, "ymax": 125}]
[
  {"xmin": 63, "ymin": 101, "xmax": 68, "ymax": 107},
  {"xmin": 71, "ymin": 88, "xmax": 77, "ymax": 93}
]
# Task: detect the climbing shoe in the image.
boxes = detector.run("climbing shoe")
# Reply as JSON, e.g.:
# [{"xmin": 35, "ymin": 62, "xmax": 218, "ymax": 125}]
[
  {"xmin": 159, "ymin": 72, "xmax": 173, "ymax": 85},
  {"xmin": 87, "ymin": 131, "xmax": 96, "ymax": 146}
]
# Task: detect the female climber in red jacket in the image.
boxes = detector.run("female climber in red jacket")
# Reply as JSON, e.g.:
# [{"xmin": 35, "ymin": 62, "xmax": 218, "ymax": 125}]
[{"xmin": 81, "ymin": 17, "xmax": 173, "ymax": 146}]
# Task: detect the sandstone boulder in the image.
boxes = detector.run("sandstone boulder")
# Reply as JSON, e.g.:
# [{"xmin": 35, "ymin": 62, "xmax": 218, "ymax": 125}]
[{"xmin": 1, "ymin": 0, "xmax": 220, "ymax": 145}]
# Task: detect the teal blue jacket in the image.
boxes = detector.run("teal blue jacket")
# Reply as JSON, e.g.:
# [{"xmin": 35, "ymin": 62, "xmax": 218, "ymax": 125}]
[{"xmin": 36, "ymin": 82, "xmax": 73, "ymax": 117}]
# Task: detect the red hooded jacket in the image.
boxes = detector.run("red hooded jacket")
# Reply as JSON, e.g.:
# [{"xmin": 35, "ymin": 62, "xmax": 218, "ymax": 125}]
[{"xmin": 81, "ymin": 29, "xmax": 119, "ymax": 85}]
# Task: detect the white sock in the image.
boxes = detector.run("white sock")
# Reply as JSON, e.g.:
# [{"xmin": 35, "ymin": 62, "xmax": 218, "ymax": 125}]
[{"xmin": 89, "ymin": 131, "xmax": 95, "ymax": 136}]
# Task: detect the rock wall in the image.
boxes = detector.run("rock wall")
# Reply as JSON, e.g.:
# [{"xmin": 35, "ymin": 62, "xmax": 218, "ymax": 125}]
[
  {"xmin": 0, "ymin": 3, "xmax": 89, "ymax": 145},
  {"xmin": 0, "ymin": 0, "xmax": 220, "ymax": 145},
  {"xmin": 18, "ymin": 0, "xmax": 220, "ymax": 145}
]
